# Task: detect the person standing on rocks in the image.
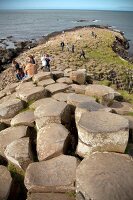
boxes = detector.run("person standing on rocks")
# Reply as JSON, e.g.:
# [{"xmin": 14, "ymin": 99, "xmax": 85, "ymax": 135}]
[
  {"xmin": 72, "ymin": 44, "xmax": 75, "ymax": 53},
  {"xmin": 60, "ymin": 41, "xmax": 65, "ymax": 51},
  {"xmin": 79, "ymin": 49, "xmax": 86, "ymax": 59},
  {"xmin": 45, "ymin": 54, "xmax": 51, "ymax": 72},
  {"xmin": 12, "ymin": 59, "xmax": 24, "ymax": 80}
]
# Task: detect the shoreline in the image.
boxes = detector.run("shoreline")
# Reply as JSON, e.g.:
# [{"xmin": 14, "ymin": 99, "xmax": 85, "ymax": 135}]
[{"xmin": 0, "ymin": 24, "xmax": 132, "ymax": 72}]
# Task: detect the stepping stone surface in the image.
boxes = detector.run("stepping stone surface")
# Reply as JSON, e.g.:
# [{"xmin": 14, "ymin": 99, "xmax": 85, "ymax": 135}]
[
  {"xmin": 76, "ymin": 152, "xmax": 133, "ymax": 200},
  {"xmin": 45, "ymin": 83, "xmax": 70, "ymax": 94},
  {"xmin": 27, "ymin": 193, "xmax": 75, "ymax": 200}
]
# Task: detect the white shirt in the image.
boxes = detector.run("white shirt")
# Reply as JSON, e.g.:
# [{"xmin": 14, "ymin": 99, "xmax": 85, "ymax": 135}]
[{"xmin": 41, "ymin": 56, "xmax": 46, "ymax": 67}]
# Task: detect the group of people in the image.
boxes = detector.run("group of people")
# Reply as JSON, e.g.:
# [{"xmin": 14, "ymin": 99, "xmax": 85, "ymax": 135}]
[
  {"xmin": 12, "ymin": 53, "xmax": 51, "ymax": 81},
  {"xmin": 60, "ymin": 41, "xmax": 86, "ymax": 58},
  {"xmin": 12, "ymin": 55, "xmax": 37, "ymax": 81}
]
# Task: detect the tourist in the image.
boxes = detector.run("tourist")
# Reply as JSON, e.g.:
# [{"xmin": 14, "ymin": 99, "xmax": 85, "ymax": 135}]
[
  {"xmin": 66, "ymin": 43, "xmax": 70, "ymax": 51},
  {"xmin": 79, "ymin": 49, "xmax": 86, "ymax": 59},
  {"xmin": 41, "ymin": 54, "xmax": 47, "ymax": 69},
  {"xmin": 28, "ymin": 55, "xmax": 36, "ymax": 64},
  {"xmin": 60, "ymin": 41, "xmax": 65, "ymax": 51},
  {"xmin": 23, "ymin": 60, "xmax": 37, "ymax": 78},
  {"xmin": 12, "ymin": 59, "xmax": 24, "ymax": 80},
  {"xmin": 72, "ymin": 44, "xmax": 75, "ymax": 53},
  {"xmin": 45, "ymin": 54, "xmax": 51, "ymax": 71}
]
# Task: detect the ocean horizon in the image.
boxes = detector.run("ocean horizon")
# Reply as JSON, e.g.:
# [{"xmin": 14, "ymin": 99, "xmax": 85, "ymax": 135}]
[{"xmin": 0, "ymin": 9, "xmax": 133, "ymax": 54}]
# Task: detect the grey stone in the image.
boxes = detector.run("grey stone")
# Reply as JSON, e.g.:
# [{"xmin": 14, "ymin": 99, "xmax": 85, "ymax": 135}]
[
  {"xmin": 57, "ymin": 77, "xmax": 73, "ymax": 84},
  {"xmin": 27, "ymin": 193, "xmax": 75, "ymax": 200},
  {"xmin": 29, "ymin": 98, "xmax": 57, "ymax": 110},
  {"xmin": 76, "ymin": 152, "xmax": 133, "ymax": 200},
  {"xmin": 37, "ymin": 79, "xmax": 55, "ymax": 87},
  {"xmin": 4, "ymin": 137, "xmax": 32, "ymax": 170},
  {"xmin": 45, "ymin": 83, "xmax": 70, "ymax": 95},
  {"xmin": 71, "ymin": 84, "xmax": 86, "ymax": 94},
  {"xmin": 70, "ymin": 70, "xmax": 86, "ymax": 85},
  {"xmin": 37, "ymin": 123, "xmax": 69, "ymax": 161},
  {"xmin": 32, "ymin": 72, "xmax": 52, "ymax": 83},
  {"xmin": 0, "ymin": 165, "xmax": 12, "ymax": 200},
  {"xmin": 0, "ymin": 99, "xmax": 24, "ymax": 119},
  {"xmin": 16, "ymin": 86, "xmax": 46, "ymax": 102},
  {"xmin": 52, "ymin": 92, "xmax": 74, "ymax": 102},
  {"xmin": 0, "ymin": 126, "xmax": 28, "ymax": 157},
  {"xmin": 34, "ymin": 101, "xmax": 71, "ymax": 130},
  {"xmin": 24, "ymin": 155, "xmax": 77, "ymax": 193},
  {"xmin": 67, "ymin": 93, "xmax": 94, "ymax": 107},
  {"xmin": 3, "ymin": 83, "xmax": 19, "ymax": 95},
  {"xmin": 11, "ymin": 110, "xmax": 35, "ymax": 127},
  {"xmin": 77, "ymin": 111, "xmax": 129, "ymax": 157},
  {"xmin": 110, "ymin": 101, "xmax": 133, "ymax": 115}
]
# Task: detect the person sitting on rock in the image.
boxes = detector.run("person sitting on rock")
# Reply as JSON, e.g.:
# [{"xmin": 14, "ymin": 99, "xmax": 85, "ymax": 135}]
[
  {"xmin": 12, "ymin": 59, "xmax": 24, "ymax": 80},
  {"xmin": 79, "ymin": 49, "xmax": 86, "ymax": 59},
  {"xmin": 23, "ymin": 59, "xmax": 37, "ymax": 78},
  {"xmin": 28, "ymin": 55, "xmax": 36, "ymax": 64}
]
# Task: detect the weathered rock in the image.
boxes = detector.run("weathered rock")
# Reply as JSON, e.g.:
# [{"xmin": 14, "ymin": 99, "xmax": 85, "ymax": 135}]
[
  {"xmin": 52, "ymin": 71, "xmax": 64, "ymax": 80},
  {"xmin": 37, "ymin": 79, "xmax": 55, "ymax": 87},
  {"xmin": 45, "ymin": 83, "xmax": 70, "ymax": 95},
  {"xmin": 0, "ymin": 126, "xmax": 28, "ymax": 157},
  {"xmin": 70, "ymin": 70, "xmax": 86, "ymax": 85},
  {"xmin": 11, "ymin": 110, "xmax": 35, "ymax": 127},
  {"xmin": 37, "ymin": 123, "xmax": 69, "ymax": 161},
  {"xmin": 110, "ymin": 101, "xmax": 133, "ymax": 115},
  {"xmin": 16, "ymin": 86, "xmax": 46, "ymax": 102},
  {"xmin": 35, "ymin": 101, "xmax": 71, "ymax": 130},
  {"xmin": 52, "ymin": 92, "xmax": 74, "ymax": 102},
  {"xmin": 75, "ymin": 101, "xmax": 112, "ymax": 124},
  {"xmin": 0, "ymin": 98, "xmax": 24, "ymax": 119},
  {"xmin": 85, "ymin": 84, "xmax": 117, "ymax": 99},
  {"xmin": 76, "ymin": 111, "xmax": 129, "ymax": 157},
  {"xmin": 124, "ymin": 115, "xmax": 133, "ymax": 129},
  {"xmin": 3, "ymin": 83, "xmax": 19, "ymax": 95},
  {"xmin": 0, "ymin": 165, "xmax": 12, "ymax": 200},
  {"xmin": 16, "ymin": 82, "xmax": 36, "ymax": 91},
  {"xmin": 67, "ymin": 93, "xmax": 94, "ymax": 107},
  {"xmin": 32, "ymin": 72, "xmax": 52, "ymax": 83},
  {"xmin": 0, "ymin": 90, "xmax": 6, "ymax": 99},
  {"xmin": 27, "ymin": 193, "xmax": 75, "ymax": 200},
  {"xmin": 4, "ymin": 137, "xmax": 32, "ymax": 170},
  {"xmin": 57, "ymin": 77, "xmax": 73, "ymax": 84},
  {"xmin": 76, "ymin": 152, "xmax": 133, "ymax": 200},
  {"xmin": 0, "ymin": 92, "xmax": 17, "ymax": 104},
  {"xmin": 64, "ymin": 68, "xmax": 73, "ymax": 77},
  {"xmin": 29, "ymin": 98, "xmax": 57, "ymax": 110},
  {"xmin": 71, "ymin": 84, "xmax": 86, "ymax": 94},
  {"xmin": 24, "ymin": 155, "xmax": 77, "ymax": 193}
]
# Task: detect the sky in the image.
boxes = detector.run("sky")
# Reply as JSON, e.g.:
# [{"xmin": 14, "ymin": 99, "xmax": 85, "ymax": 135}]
[{"xmin": 0, "ymin": 0, "xmax": 133, "ymax": 11}]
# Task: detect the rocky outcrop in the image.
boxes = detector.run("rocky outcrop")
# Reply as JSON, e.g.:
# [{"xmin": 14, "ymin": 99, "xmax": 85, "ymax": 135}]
[
  {"xmin": 57, "ymin": 77, "xmax": 73, "ymax": 84},
  {"xmin": 0, "ymin": 165, "xmax": 12, "ymax": 200},
  {"xmin": 32, "ymin": 72, "xmax": 52, "ymax": 83},
  {"xmin": 24, "ymin": 155, "xmax": 77, "ymax": 193},
  {"xmin": 76, "ymin": 111, "xmax": 129, "ymax": 157},
  {"xmin": 70, "ymin": 70, "xmax": 86, "ymax": 85},
  {"xmin": 37, "ymin": 78, "xmax": 55, "ymax": 87},
  {"xmin": 76, "ymin": 152, "xmax": 133, "ymax": 200},
  {"xmin": 37, "ymin": 123, "xmax": 69, "ymax": 161},
  {"xmin": 11, "ymin": 110, "xmax": 35, "ymax": 127},
  {"xmin": 4, "ymin": 137, "xmax": 32, "ymax": 170}
]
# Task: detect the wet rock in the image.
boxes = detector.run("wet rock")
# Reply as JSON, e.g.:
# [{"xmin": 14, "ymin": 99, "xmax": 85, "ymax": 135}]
[
  {"xmin": 11, "ymin": 110, "xmax": 35, "ymax": 127},
  {"xmin": 0, "ymin": 98, "xmax": 24, "ymax": 119},
  {"xmin": 0, "ymin": 126, "xmax": 28, "ymax": 157},
  {"xmin": 76, "ymin": 152, "xmax": 133, "ymax": 200},
  {"xmin": 4, "ymin": 137, "xmax": 33, "ymax": 170},
  {"xmin": 24, "ymin": 155, "xmax": 77, "ymax": 193},
  {"xmin": 0, "ymin": 165, "xmax": 12, "ymax": 200},
  {"xmin": 37, "ymin": 123, "xmax": 69, "ymax": 161},
  {"xmin": 77, "ymin": 111, "xmax": 129, "ymax": 157}
]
